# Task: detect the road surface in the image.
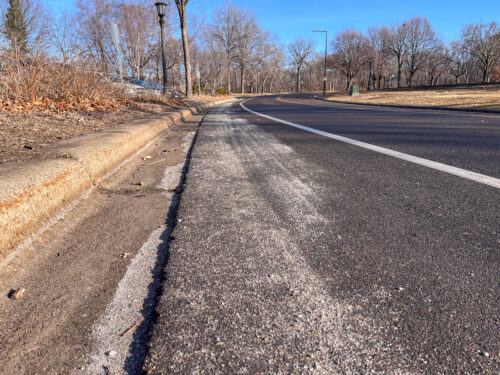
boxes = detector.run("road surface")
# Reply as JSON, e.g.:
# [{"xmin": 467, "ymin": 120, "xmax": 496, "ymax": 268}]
[
  {"xmin": 2, "ymin": 95, "xmax": 497, "ymax": 374},
  {"xmin": 144, "ymin": 95, "xmax": 499, "ymax": 374}
]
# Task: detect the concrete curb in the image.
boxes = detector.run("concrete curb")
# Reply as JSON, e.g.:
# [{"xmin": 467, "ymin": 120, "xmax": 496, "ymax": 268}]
[
  {"xmin": 313, "ymin": 95, "xmax": 500, "ymax": 114},
  {"xmin": 0, "ymin": 98, "xmax": 234, "ymax": 265}
]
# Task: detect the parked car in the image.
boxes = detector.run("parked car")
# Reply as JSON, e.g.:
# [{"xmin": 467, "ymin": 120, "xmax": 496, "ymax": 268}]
[
  {"xmin": 109, "ymin": 77, "xmax": 147, "ymax": 96},
  {"xmin": 148, "ymin": 82, "xmax": 164, "ymax": 91},
  {"xmin": 127, "ymin": 78, "xmax": 153, "ymax": 90},
  {"xmin": 110, "ymin": 77, "xmax": 162, "ymax": 96},
  {"xmin": 145, "ymin": 83, "xmax": 180, "ymax": 98}
]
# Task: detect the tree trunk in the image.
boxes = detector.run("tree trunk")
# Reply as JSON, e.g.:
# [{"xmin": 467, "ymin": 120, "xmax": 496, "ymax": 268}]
[
  {"xmin": 176, "ymin": 2, "xmax": 193, "ymax": 98},
  {"xmin": 262, "ymin": 76, "xmax": 268, "ymax": 93},
  {"xmin": 227, "ymin": 56, "xmax": 231, "ymax": 93},
  {"xmin": 270, "ymin": 76, "xmax": 275, "ymax": 93},
  {"xmin": 98, "ymin": 42, "xmax": 108, "ymax": 73},
  {"xmin": 296, "ymin": 70, "xmax": 300, "ymax": 92},
  {"xmin": 435, "ymin": 73, "xmax": 443, "ymax": 86},
  {"xmin": 345, "ymin": 76, "xmax": 350, "ymax": 91},
  {"xmin": 240, "ymin": 65, "xmax": 245, "ymax": 94},
  {"xmin": 397, "ymin": 58, "xmax": 403, "ymax": 88},
  {"xmin": 482, "ymin": 62, "xmax": 490, "ymax": 83},
  {"xmin": 482, "ymin": 59, "xmax": 489, "ymax": 83}
]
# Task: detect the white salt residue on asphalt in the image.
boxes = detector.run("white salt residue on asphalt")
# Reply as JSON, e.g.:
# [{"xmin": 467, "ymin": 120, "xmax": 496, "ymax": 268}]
[
  {"xmin": 230, "ymin": 114, "xmax": 400, "ymax": 372},
  {"xmin": 181, "ymin": 132, "xmax": 196, "ymax": 153},
  {"xmin": 76, "ymin": 132, "xmax": 196, "ymax": 375},
  {"xmin": 159, "ymin": 132, "xmax": 195, "ymax": 194},
  {"xmin": 76, "ymin": 227, "xmax": 166, "ymax": 375},
  {"xmin": 145, "ymin": 112, "xmax": 413, "ymax": 374}
]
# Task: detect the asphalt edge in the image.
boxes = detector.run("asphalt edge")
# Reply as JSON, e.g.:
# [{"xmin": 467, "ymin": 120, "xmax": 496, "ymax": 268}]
[
  {"xmin": 0, "ymin": 98, "xmax": 234, "ymax": 266},
  {"xmin": 313, "ymin": 95, "xmax": 500, "ymax": 114}
]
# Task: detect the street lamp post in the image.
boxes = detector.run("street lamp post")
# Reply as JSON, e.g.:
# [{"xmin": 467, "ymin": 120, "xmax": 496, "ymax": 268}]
[
  {"xmin": 155, "ymin": 2, "xmax": 168, "ymax": 95},
  {"xmin": 313, "ymin": 30, "xmax": 327, "ymax": 96},
  {"xmin": 368, "ymin": 57, "xmax": 373, "ymax": 91}
]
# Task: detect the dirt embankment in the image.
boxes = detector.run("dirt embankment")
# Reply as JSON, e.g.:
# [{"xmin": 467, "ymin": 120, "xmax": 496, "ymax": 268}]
[
  {"xmin": 0, "ymin": 95, "xmax": 229, "ymax": 164},
  {"xmin": 322, "ymin": 85, "xmax": 500, "ymax": 112}
]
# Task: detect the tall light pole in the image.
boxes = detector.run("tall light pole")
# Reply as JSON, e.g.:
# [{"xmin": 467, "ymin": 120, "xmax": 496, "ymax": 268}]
[
  {"xmin": 368, "ymin": 57, "xmax": 373, "ymax": 91},
  {"xmin": 313, "ymin": 30, "xmax": 327, "ymax": 96},
  {"xmin": 155, "ymin": 2, "xmax": 168, "ymax": 95}
]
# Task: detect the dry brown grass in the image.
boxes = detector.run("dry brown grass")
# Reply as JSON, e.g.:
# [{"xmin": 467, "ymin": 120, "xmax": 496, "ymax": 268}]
[
  {"xmin": 0, "ymin": 51, "xmax": 122, "ymax": 113},
  {"xmin": 132, "ymin": 93, "xmax": 230, "ymax": 108},
  {"xmin": 323, "ymin": 86, "xmax": 500, "ymax": 111},
  {"xmin": 0, "ymin": 50, "xmax": 230, "ymax": 164},
  {"xmin": 186, "ymin": 94, "xmax": 232, "ymax": 103},
  {"xmin": 0, "ymin": 82, "xmax": 229, "ymax": 164}
]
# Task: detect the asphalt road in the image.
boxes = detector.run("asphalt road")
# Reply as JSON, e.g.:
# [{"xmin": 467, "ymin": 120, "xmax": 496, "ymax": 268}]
[{"xmin": 144, "ymin": 95, "xmax": 499, "ymax": 374}]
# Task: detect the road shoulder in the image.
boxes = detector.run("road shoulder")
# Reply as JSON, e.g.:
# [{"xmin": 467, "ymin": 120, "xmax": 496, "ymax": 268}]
[{"xmin": 0, "ymin": 114, "xmax": 202, "ymax": 374}]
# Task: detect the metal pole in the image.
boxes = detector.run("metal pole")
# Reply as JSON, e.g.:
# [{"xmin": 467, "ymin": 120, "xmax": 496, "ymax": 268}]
[
  {"xmin": 159, "ymin": 16, "xmax": 168, "ymax": 95},
  {"xmin": 313, "ymin": 30, "xmax": 328, "ymax": 96},
  {"xmin": 368, "ymin": 58, "xmax": 372, "ymax": 91},
  {"xmin": 196, "ymin": 63, "xmax": 201, "ymax": 96},
  {"xmin": 323, "ymin": 31, "xmax": 327, "ymax": 96}
]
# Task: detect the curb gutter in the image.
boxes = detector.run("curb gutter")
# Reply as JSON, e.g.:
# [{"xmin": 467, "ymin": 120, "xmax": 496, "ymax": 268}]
[{"xmin": 0, "ymin": 98, "xmax": 234, "ymax": 265}]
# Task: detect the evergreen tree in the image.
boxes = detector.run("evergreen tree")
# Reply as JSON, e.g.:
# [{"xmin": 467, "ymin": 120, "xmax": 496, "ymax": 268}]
[{"xmin": 4, "ymin": 0, "xmax": 29, "ymax": 52}]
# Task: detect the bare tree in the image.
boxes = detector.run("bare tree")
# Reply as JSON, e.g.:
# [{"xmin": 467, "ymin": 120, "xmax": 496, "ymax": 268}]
[
  {"xmin": 461, "ymin": 22, "xmax": 500, "ymax": 83},
  {"xmin": 200, "ymin": 28, "xmax": 225, "ymax": 94},
  {"xmin": 11, "ymin": 0, "xmax": 500, "ymax": 99},
  {"xmin": 404, "ymin": 17, "xmax": 439, "ymax": 86},
  {"xmin": 447, "ymin": 40, "xmax": 471, "ymax": 84},
  {"xmin": 258, "ymin": 40, "xmax": 284, "ymax": 93},
  {"xmin": 383, "ymin": 21, "xmax": 410, "ymax": 88},
  {"xmin": 425, "ymin": 46, "xmax": 449, "ymax": 85},
  {"xmin": 152, "ymin": 36, "xmax": 182, "ymax": 85},
  {"xmin": 288, "ymin": 38, "xmax": 313, "ymax": 92},
  {"xmin": 174, "ymin": 0, "xmax": 192, "ymax": 97},
  {"xmin": 209, "ymin": 3, "xmax": 244, "ymax": 94},
  {"xmin": 47, "ymin": 10, "xmax": 80, "ymax": 63},
  {"xmin": 367, "ymin": 27, "xmax": 390, "ymax": 89},
  {"xmin": 76, "ymin": 0, "xmax": 115, "ymax": 72},
  {"xmin": 118, "ymin": 0, "xmax": 158, "ymax": 79},
  {"xmin": 234, "ymin": 11, "xmax": 266, "ymax": 94},
  {"xmin": 331, "ymin": 29, "xmax": 370, "ymax": 90}
]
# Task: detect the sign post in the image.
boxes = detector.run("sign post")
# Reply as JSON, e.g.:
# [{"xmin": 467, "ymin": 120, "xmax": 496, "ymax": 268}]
[
  {"xmin": 313, "ymin": 30, "xmax": 328, "ymax": 95},
  {"xmin": 195, "ymin": 63, "xmax": 201, "ymax": 96},
  {"xmin": 111, "ymin": 23, "xmax": 123, "ymax": 79}
]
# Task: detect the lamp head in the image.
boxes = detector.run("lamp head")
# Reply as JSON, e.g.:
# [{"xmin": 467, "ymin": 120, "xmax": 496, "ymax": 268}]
[{"xmin": 155, "ymin": 2, "xmax": 167, "ymax": 18}]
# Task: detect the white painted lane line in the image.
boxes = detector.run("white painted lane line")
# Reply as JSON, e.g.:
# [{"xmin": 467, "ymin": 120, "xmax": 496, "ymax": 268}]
[{"xmin": 240, "ymin": 100, "xmax": 500, "ymax": 189}]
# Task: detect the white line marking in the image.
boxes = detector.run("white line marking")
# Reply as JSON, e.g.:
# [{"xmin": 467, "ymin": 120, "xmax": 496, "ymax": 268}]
[
  {"xmin": 79, "ymin": 227, "xmax": 166, "ymax": 375},
  {"xmin": 78, "ymin": 136, "xmax": 195, "ymax": 374},
  {"xmin": 240, "ymin": 100, "xmax": 500, "ymax": 189}
]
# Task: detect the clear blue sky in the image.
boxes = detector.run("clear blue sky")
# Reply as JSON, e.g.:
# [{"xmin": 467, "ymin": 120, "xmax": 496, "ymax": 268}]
[{"xmin": 45, "ymin": 0, "xmax": 497, "ymax": 50}]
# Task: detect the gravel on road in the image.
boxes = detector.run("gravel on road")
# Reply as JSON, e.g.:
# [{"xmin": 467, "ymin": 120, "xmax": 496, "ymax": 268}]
[{"xmin": 144, "ymin": 100, "xmax": 499, "ymax": 374}]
